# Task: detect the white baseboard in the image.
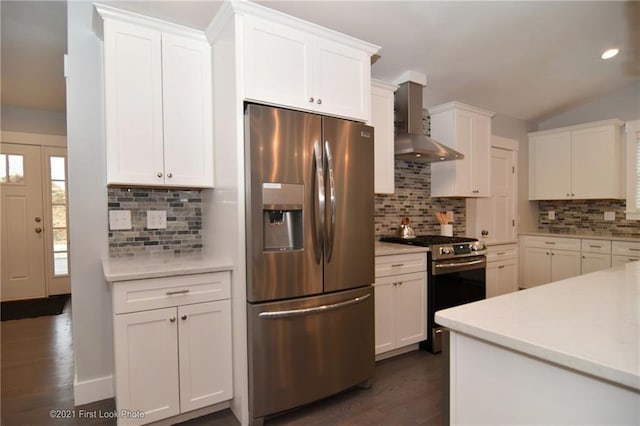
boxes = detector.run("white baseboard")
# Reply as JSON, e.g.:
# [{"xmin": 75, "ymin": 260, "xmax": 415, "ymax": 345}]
[
  {"xmin": 375, "ymin": 344, "xmax": 420, "ymax": 361},
  {"xmin": 74, "ymin": 374, "xmax": 114, "ymax": 406}
]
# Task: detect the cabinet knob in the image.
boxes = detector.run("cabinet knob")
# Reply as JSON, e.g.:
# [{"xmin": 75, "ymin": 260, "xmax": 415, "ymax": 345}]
[
  {"xmin": 181, "ymin": 315, "xmax": 187, "ymax": 320},
  {"xmin": 167, "ymin": 172, "xmax": 173, "ymax": 178},
  {"xmin": 571, "ymin": 193, "xmax": 575, "ymax": 196},
  {"xmin": 398, "ymin": 281, "xmax": 403, "ymax": 286},
  {"xmin": 551, "ymin": 253, "xmax": 555, "ymax": 256},
  {"xmin": 35, "ymin": 227, "xmax": 43, "ymax": 234},
  {"xmin": 566, "ymin": 193, "xmax": 570, "ymax": 197},
  {"xmin": 309, "ymin": 97, "xmax": 314, "ymax": 103},
  {"xmin": 35, "ymin": 217, "xmax": 42, "ymax": 223},
  {"xmin": 169, "ymin": 317, "xmax": 176, "ymax": 323},
  {"xmin": 157, "ymin": 172, "xmax": 163, "ymax": 178},
  {"xmin": 317, "ymin": 99, "xmax": 322, "ymax": 105}
]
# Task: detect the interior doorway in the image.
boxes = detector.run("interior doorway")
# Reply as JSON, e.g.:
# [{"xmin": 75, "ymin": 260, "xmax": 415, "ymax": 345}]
[{"xmin": 1, "ymin": 134, "xmax": 70, "ymax": 301}]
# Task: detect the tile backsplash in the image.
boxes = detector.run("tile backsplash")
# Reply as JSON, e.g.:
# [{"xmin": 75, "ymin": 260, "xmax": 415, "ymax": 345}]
[
  {"xmin": 375, "ymin": 160, "xmax": 466, "ymax": 237},
  {"xmin": 108, "ymin": 188, "xmax": 203, "ymax": 257},
  {"xmin": 538, "ymin": 199, "xmax": 640, "ymax": 236}
]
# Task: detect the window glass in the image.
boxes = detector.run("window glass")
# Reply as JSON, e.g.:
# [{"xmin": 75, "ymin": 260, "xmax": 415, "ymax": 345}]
[
  {"xmin": 7, "ymin": 154, "xmax": 24, "ymax": 183},
  {"xmin": 51, "ymin": 181, "xmax": 66, "ymax": 203},
  {"xmin": 53, "ymin": 228, "xmax": 67, "ymax": 252},
  {"xmin": 50, "ymin": 156, "xmax": 65, "ymax": 180},
  {"xmin": 54, "ymin": 252, "xmax": 68, "ymax": 275},
  {"xmin": 0, "ymin": 154, "xmax": 6, "ymax": 182},
  {"xmin": 52, "ymin": 205, "xmax": 67, "ymax": 228}
]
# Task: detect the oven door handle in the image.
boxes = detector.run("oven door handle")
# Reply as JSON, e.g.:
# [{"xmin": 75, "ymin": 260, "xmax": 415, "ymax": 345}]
[{"xmin": 433, "ymin": 258, "xmax": 486, "ymax": 275}]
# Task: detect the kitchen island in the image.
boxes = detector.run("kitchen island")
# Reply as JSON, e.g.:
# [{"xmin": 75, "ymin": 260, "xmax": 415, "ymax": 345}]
[{"xmin": 436, "ymin": 261, "xmax": 640, "ymax": 424}]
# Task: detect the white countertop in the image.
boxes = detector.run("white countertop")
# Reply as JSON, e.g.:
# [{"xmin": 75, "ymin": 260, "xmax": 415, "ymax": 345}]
[
  {"xmin": 520, "ymin": 231, "xmax": 640, "ymax": 242},
  {"xmin": 375, "ymin": 241, "xmax": 429, "ymax": 256},
  {"xmin": 436, "ymin": 261, "xmax": 640, "ymax": 390},
  {"xmin": 103, "ymin": 254, "xmax": 233, "ymax": 282}
]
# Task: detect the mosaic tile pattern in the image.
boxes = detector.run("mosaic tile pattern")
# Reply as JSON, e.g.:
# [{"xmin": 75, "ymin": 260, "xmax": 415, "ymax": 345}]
[
  {"xmin": 108, "ymin": 188, "xmax": 202, "ymax": 257},
  {"xmin": 375, "ymin": 159, "xmax": 466, "ymax": 237},
  {"xmin": 538, "ymin": 199, "xmax": 640, "ymax": 236}
]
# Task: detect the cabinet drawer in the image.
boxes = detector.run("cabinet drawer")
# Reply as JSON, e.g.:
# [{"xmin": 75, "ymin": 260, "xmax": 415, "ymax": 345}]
[
  {"xmin": 581, "ymin": 239, "xmax": 611, "ymax": 254},
  {"xmin": 113, "ymin": 272, "xmax": 230, "ymax": 314},
  {"xmin": 487, "ymin": 244, "xmax": 518, "ymax": 262},
  {"xmin": 375, "ymin": 253, "xmax": 426, "ymax": 277},
  {"xmin": 521, "ymin": 236, "xmax": 580, "ymax": 251},
  {"xmin": 611, "ymin": 240, "xmax": 640, "ymax": 256}
]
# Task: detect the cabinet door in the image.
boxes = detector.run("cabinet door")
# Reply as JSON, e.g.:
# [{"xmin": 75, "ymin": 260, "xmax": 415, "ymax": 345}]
[
  {"xmin": 529, "ymin": 131, "xmax": 571, "ymax": 200},
  {"xmin": 314, "ymin": 38, "xmax": 370, "ymax": 121},
  {"xmin": 395, "ymin": 272, "xmax": 427, "ymax": 347},
  {"xmin": 571, "ymin": 125, "xmax": 621, "ymax": 199},
  {"xmin": 453, "ymin": 109, "xmax": 474, "ymax": 195},
  {"xmin": 485, "ymin": 262, "xmax": 499, "ymax": 298},
  {"xmin": 243, "ymin": 15, "xmax": 313, "ymax": 112},
  {"xmin": 178, "ymin": 300, "xmax": 232, "ymax": 412},
  {"xmin": 371, "ymin": 82, "xmax": 395, "ymax": 194},
  {"xmin": 523, "ymin": 247, "xmax": 551, "ymax": 288},
  {"xmin": 550, "ymin": 250, "xmax": 581, "ymax": 282},
  {"xmin": 497, "ymin": 261, "xmax": 518, "ymax": 296},
  {"xmin": 114, "ymin": 308, "xmax": 180, "ymax": 425},
  {"xmin": 162, "ymin": 33, "xmax": 214, "ymax": 188},
  {"xmin": 581, "ymin": 253, "xmax": 611, "ymax": 274},
  {"xmin": 471, "ymin": 113, "xmax": 491, "ymax": 196},
  {"xmin": 104, "ymin": 20, "xmax": 164, "ymax": 186},
  {"xmin": 373, "ymin": 278, "xmax": 395, "ymax": 355}
]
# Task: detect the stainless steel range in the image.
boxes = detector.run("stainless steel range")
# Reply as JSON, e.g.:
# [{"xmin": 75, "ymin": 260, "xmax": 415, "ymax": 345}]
[{"xmin": 380, "ymin": 235, "xmax": 487, "ymax": 353}]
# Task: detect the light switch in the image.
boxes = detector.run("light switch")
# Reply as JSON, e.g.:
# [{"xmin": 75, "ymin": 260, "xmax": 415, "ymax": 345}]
[
  {"xmin": 548, "ymin": 211, "xmax": 555, "ymax": 220},
  {"xmin": 604, "ymin": 211, "xmax": 615, "ymax": 221},
  {"xmin": 147, "ymin": 210, "xmax": 167, "ymax": 229},
  {"xmin": 109, "ymin": 210, "xmax": 132, "ymax": 230}
]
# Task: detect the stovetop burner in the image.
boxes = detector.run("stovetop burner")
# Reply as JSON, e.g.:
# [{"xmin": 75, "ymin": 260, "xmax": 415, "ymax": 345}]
[{"xmin": 380, "ymin": 235, "xmax": 477, "ymax": 247}]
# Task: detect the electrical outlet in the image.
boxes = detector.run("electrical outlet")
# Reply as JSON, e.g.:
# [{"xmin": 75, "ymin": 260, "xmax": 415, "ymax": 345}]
[
  {"xmin": 147, "ymin": 210, "xmax": 167, "ymax": 229},
  {"xmin": 548, "ymin": 211, "xmax": 555, "ymax": 220},
  {"xmin": 109, "ymin": 210, "xmax": 131, "ymax": 230},
  {"xmin": 604, "ymin": 211, "xmax": 615, "ymax": 221}
]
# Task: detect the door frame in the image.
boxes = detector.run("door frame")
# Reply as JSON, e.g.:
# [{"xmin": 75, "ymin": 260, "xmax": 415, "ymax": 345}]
[{"xmin": 1, "ymin": 131, "xmax": 70, "ymax": 298}]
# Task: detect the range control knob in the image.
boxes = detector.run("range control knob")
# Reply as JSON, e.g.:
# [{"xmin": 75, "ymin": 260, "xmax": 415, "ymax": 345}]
[
  {"xmin": 440, "ymin": 247, "xmax": 452, "ymax": 255},
  {"xmin": 471, "ymin": 243, "xmax": 486, "ymax": 251}
]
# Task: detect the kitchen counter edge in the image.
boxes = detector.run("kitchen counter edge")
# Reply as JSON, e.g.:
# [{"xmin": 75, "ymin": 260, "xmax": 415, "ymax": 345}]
[
  {"xmin": 519, "ymin": 231, "xmax": 640, "ymax": 242},
  {"xmin": 103, "ymin": 255, "xmax": 234, "ymax": 282},
  {"xmin": 375, "ymin": 241, "xmax": 429, "ymax": 256}
]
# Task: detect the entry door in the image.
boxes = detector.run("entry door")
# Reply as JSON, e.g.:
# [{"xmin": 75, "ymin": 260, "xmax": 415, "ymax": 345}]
[{"xmin": 1, "ymin": 143, "xmax": 46, "ymax": 301}]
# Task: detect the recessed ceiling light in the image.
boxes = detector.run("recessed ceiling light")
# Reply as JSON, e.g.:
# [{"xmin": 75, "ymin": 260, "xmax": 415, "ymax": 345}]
[{"xmin": 601, "ymin": 48, "xmax": 619, "ymax": 60}]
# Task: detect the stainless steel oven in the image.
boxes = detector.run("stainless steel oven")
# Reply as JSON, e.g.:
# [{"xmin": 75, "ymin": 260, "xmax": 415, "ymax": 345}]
[{"xmin": 428, "ymin": 243, "xmax": 486, "ymax": 353}]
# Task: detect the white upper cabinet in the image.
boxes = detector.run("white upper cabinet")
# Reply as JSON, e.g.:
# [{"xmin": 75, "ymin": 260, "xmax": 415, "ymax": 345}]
[
  {"xmin": 241, "ymin": 10, "xmax": 378, "ymax": 122},
  {"xmin": 370, "ymin": 80, "xmax": 398, "ymax": 194},
  {"xmin": 96, "ymin": 5, "xmax": 214, "ymax": 188},
  {"xmin": 430, "ymin": 102, "xmax": 495, "ymax": 197},
  {"xmin": 528, "ymin": 119, "xmax": 624, "ymax": 200}
]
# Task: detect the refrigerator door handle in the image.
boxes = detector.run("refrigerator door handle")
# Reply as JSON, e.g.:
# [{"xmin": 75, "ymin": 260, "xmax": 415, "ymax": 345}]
[
  {"xmin": 324, "ymin": 141, "xmax": 336, "ymax": 262},
  {"xmin": 257, "ymin": 293, "xmax": 371, "ymax": 319},
  {"xmin": 312, "ymin": 140, "xmax": 325, "ymax": 263}
]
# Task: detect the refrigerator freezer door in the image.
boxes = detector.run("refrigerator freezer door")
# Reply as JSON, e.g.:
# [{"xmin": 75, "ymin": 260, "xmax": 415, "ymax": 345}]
[
  {"xmin": 248, "ymin": 286, "xmax": 374, "ymax": 419},
  {"xmin": 246, "ymin": 104, "xmax": 324, "ymax": 302},
  {"xmin": 322, "ymin": 117, "xmax": 375, "ymax": 293}
]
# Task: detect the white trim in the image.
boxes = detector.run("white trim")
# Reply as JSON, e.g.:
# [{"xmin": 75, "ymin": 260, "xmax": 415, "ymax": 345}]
[
  {"xmin": 429, "ymin": 101, "xmax": 495, "ymax": 118},
  {"xmin": 625, "ymin": 119, "xmax": 640, "ymax": 220},
  {"xmin": 1, "ymin": 131, "xmax": 66, "ymax": 147},
  {"xmin": 491, "ymin": 135, "xmax": 519, "ymax": 151},
  {"xmin": 371, "ymin": 79, "xmax": 399, "ymax": 92},
  {"xmin": 73, "ymin": 374, "xmax": 114, "ymax": 406},
  {"xmin": 530, "ymin": 118, "xmax": 625, "ymax": 137}
]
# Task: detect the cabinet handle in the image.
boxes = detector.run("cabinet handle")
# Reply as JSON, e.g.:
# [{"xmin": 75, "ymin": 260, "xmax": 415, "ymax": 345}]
[
  {"xmin": 391, "ymin": 263, "xmax": 405, "ymax": 267},
  {"xmin": 181, "ymin": 315, "xmax": 187, "ymax": 320},
  {"xmin": 157, "ymin": 172, "xmax": 163, "ymax": 178},
  {"xmin": 169, "ymin": 317, "xmax": 176, "ymax": 323},
  {"xmin": 582, "ymin": 256, "xmax": 586, "ymax": 259},
  {"xmin": 546, "ymin": 252, "xmax": 549, "ymax": 255},
  {"xmin": 629, "ymin": 248, "xmax": 640, "ymax": 252},
  {"xmin": 571, "ymin": 193, "xmax": 575, "ymax": 196},
  {"xmin": 167, "ymin": 172, "xmax": 173, "ymax": 178},
  {"xmin": 398, "ymin": 281, "xmax": 403, "ymax": 286},
  {"xmin": 498, "ymin": 265, "xmax": 504, "ymax": 269},
  {"xmin": 496, "ymin": 252, "xmax": 505, "ymax": 255},
  {"xmin": 166, "ymin": 289, "xmax": 190, "ymax": 295},
  {"xmin": 566, "ymin": 193, "xmax": 570, "ymax": 197},
  {"xmin": 551, "ymin": 253, "xmax": 555, "ymax": 256},
  {"xmin": 317, "ymin": 99, "xmax": 322, "ymax": 105},
  {"xmin": 309, "ymin": 97, "xmax": 314, "ymax": 103},
  {"xmin": 589, "ymin": 245, "xmax": 602, "ymax": 248},
  {"xmin": 393, "ymin": 282, "xmax": 397, "ymax": 286},
  {"xmin": 544, "ymin": 242, "xmax": 556, "ymax": 245}
]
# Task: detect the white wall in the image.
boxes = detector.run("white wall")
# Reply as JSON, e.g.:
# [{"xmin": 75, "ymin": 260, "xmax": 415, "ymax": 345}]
[
  {"xmin": 67, "ymin": 1, "xmax": 112, "ymax": 404},
  {"xmin": 1, "ymin": 105, "xmax": 67, "ymax": 136},
  {"xmin": 492, "ymin": 113, "xmax": 538, "ymax": 232},
  {"xmin": 538, "ymin": 81, "xmax": 640, "ymax": 130}
]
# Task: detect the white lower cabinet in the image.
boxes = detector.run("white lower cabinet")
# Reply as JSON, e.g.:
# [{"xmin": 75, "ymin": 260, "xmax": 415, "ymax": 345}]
[
  {"xmin": 374, "ymin": 253, "xmax": 427, "ymax": 357},
  {"xmin": 112, "ymin": 272, "xmax": 232, "ymax": 425},
  {"xmin": 521, "ymin": 236, "xmax": 581, "ymax": 288},
  {"xmin": 486, "ymin": 244, "xmax": 518, "ymax": 297}
]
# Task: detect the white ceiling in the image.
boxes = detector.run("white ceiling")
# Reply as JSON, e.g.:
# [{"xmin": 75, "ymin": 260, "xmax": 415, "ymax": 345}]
[{"xmin": 1, "ymin": 1, "xmax": 638, "ymax": 122}]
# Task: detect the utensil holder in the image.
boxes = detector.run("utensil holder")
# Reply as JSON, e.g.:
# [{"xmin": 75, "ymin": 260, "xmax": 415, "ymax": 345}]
[{"xmin": 440, "ymin": 224, "xmax": 453, "ymax": 237}]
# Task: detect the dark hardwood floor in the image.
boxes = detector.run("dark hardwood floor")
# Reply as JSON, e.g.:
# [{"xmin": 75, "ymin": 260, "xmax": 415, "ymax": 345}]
[{"xmin": 1, "ymin": 307, "xmax": 443, "ymax": 425}]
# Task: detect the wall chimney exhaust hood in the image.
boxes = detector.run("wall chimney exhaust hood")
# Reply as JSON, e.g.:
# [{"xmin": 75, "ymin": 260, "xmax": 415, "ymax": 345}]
[{"xmin": 394, "ymin": 81, "xmax": 464, "ymax": 162}]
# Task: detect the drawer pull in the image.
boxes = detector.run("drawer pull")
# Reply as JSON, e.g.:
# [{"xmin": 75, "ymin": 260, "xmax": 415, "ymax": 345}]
[
  {"xmin": 496, "ymin": 252, "xmax": 505, "ymax": 255},
  {"xmin": 391, "ymin": 263, "xmax": 405, "ymax": 267},
  {"xmin": 589, "ymin": 245, "xmax": 602, "ymax": 248},
  {"xmin": 544, "ymin": 242, "xmax": 556, "ymax": 245},
  {"xmin": 181, "ymin": 315, "xmax": 187, "ymax": 320},
  {"xmin": 166, "ymin": 289, "xmax": 190, "ymax": 295},
  {"xmin": 169, "ymin": 317, "xmax": 176, "ymax": 323},
  {"xmin": 629, "ymin": 248, "xmax": 640, "ymax": 252}
]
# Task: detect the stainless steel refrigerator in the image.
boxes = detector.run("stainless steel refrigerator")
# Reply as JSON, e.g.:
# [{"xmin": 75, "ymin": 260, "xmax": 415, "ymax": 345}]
[{"xmin": 245, "ymin": 104, "xmax": 375, "ymax": 423}]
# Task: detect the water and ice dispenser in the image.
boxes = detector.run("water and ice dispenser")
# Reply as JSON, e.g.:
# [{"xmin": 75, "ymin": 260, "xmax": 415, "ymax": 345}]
[{"xmin": 262, "ymin": 183, "xmax": 303, "ymax": 251}]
